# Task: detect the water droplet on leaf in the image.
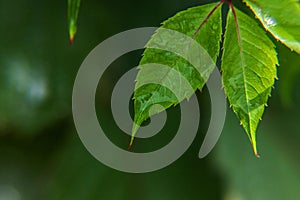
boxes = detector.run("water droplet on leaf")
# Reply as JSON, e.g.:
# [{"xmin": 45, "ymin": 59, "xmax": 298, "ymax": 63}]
[{"xmin": 263, "ymin": 14, "xmax": 277, "ymax": 27}]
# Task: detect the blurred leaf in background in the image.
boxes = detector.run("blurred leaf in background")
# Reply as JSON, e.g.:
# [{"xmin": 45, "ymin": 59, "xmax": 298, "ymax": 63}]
[
  {"xmin": 277, "ymin": 43, "xmax": 300, "ymax": 107},
  {"xmin": 68, "ymin": 0, "xmax": 81, "ymax": 44}
]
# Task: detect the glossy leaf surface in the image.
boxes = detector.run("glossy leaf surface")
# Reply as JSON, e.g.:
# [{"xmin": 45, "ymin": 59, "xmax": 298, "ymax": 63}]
[{"xmin": 244, "ymin": 0, "xmax": 300, "ymax": 54}]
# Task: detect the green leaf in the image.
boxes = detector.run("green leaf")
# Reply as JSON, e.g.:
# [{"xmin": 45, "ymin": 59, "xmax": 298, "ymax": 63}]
[
  {"xmin": 68, "ymin": 0, "xmax": 81, "ymax": 44},
  {"xmin": 221, "ymin": 6, "xmax": 278, "ymax": 156},
  {"xmin": 131, "ymin": 3, "xmax": 222, "ymax": 145},
  {"xmin": 243, "ymin": 0, "xmax": 300, "ymax": 54}
]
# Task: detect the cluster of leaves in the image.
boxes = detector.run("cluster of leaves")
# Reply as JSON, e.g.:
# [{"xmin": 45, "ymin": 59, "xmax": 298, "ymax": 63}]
[{"xmin": 68, "ymin": 0, "xmax": 300, "ymax": 156}]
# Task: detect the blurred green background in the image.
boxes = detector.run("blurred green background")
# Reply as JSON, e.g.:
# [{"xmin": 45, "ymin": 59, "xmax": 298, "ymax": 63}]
[{"xmin": 1, "ymin": 0, "xmax": 300, "ymax": 199}]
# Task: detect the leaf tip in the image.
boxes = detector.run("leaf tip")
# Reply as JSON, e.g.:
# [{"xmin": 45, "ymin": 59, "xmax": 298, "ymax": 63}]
[
  {"xmin": 128, "ymin": 137, "xmax": 134, "ymax": 150},
  {"xmin": 252, "ymin": 142, "xmax": 260, "ymax": 158},
  {"xmin": 129, "ymin": 123, "xmax": 140, "ymax": 150},
  {"xmin": 68, "ymin": 19, "xmax": 77, "ymax": 45},
  {"xmin": 69, "ymin": 34, "xmax": 75, "ymax": 45}
]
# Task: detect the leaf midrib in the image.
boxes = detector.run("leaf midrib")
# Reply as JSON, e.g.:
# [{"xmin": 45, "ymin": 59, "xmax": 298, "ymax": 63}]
[{"xmin": 230, "ymin": 5, "xmax": 254, "ymax": 145}]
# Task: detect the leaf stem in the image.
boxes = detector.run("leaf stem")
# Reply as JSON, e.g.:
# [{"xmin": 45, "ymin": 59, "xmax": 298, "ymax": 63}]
[{"xmin": 192, "ymin": 0, "xmax": 225, "ymax": 40}]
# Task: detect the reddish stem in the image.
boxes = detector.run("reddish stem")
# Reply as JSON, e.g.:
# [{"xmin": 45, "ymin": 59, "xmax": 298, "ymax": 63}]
[{"xmin": 192, "ymin": 0, "xmax": 225, "ymax": 40}]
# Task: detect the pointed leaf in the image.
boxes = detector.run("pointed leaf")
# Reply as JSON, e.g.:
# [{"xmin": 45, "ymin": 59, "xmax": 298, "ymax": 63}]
[
  {"xmin": 131, "ymin": 3, "xmax": 223, "ymax": 143},
  {"xmin": 221, "ymin": 7, "xmax": 278, "ymax": 156},
  {"xmin": 243, "ymin": 0, "xmax": 300, "ymax": 54},
  {"xmin": 68, "ymin": 0, "xmax": 81, "ymax": 44}
]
